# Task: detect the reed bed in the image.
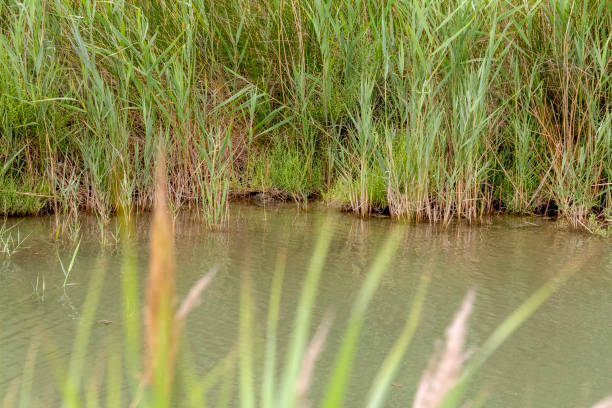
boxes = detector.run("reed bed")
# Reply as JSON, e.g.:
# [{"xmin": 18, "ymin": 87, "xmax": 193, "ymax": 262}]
[{"xmin": 0, "ymin": 0, "xmax": 610, "ymax": 231}]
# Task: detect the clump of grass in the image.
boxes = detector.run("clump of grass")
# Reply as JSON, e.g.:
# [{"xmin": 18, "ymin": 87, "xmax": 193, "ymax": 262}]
[
  {"xmin": 56, "ymin": 238, "xmax": 82, "ymax": 288},
  {"xmin": 193, "ymin": 103, "xmax": 233, "ymax": 228},
  {"xmin": 0, "ymin": 177, "xmax": 51, "ymax": 216},
  {"xmin": 335, "ymin": 75, "xmax": 380, "ymax": 217},
  {"xmin": 0, "ymin": 220, "xmax": 28, "ymax": 257},
  {"xmin": 246, "ymin": 136, "xmax": 323, "ymax": 202}
]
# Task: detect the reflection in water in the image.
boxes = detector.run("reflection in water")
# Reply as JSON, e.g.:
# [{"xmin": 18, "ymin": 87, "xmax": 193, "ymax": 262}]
[{"xmin": 0, "ymin": 204, "xmax": 611, "ymax": 407}]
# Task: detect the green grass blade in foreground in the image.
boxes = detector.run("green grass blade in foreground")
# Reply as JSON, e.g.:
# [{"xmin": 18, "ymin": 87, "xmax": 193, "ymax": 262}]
[
  {"xmin": 18, "ymin": 338, "xmax": 39, "ymax": 408},
  {"xmin": 321, "ymin": 228, "xmax": 403, "ymax": 408},
  {"xmin": 278, "ymin": 224, "xmax": 333, "ymax": 408},
  {"xmin": 366, "ymin": 271, "xmax": 431, "ymax": 408},
  {"xmin": 240, "ymin": 272, "xmax": 255, "ymax": 408},
  {"xmin": 261, "ymin": 250, "xmax": 287, "ymax": 408},
  {"xmin": 440, "ymin": 262, "xmax": 584, "ymax": 408},
  {"xmin": 106, "ymin": 342, "xmax": 122, "ymax": 408},
  {"xmin": 180, "ymin": 346, "xmax": 238, "ymax": 407},
  {"xmin": 120, "ymin": 231, "xmax": 141, "ymax": 385},
  {"xmin": 58, "ymin": 238, "xmax": 81, "ymax": 288},
  {"xmin": 62, "ymin": 256, "xmax": 108, "ymax": 407}
]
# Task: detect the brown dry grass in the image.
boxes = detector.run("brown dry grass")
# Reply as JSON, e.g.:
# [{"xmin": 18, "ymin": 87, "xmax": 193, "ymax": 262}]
[
  {"xmin": 143, "ymin": 150, "xmax": 217, "ymax": 394},
  {"xmin": 144, "ymin": 152, "xmax": 177, "ymax": 386}
]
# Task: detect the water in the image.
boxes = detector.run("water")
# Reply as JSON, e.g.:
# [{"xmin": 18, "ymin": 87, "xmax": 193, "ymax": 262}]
[{"xmin": 1, "ymin": 204, "xmax": 611, "ymax": 407}]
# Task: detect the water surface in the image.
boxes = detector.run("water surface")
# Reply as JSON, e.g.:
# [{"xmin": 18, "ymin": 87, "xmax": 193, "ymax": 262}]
[{"xmin": 1, "ymin": 204, "xmax": 611, "ymax": 407}]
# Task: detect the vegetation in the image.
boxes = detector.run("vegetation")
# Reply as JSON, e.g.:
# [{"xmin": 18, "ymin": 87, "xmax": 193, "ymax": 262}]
[
  {"xmin": 0, "ymin": 220, "xmax": 28, "ymax": 256},
  {"xmin": 1, "ymin": 0, "xmax": 611, "ymax": 231},
  {"xmin": 1, "ymin": 170, "xmax": 602, "ymax": 408}
]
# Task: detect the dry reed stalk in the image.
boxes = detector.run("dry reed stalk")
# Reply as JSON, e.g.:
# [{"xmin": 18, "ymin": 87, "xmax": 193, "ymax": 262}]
[
  {"xmin": 412, "ymin": 289, "xmax": 476, "ymax": 408},
  {"xmin": 144, "ymin": 150, "xmax": 217, "ymax": 393},
  {"xmin": 144, "ymin": 152, "xmax": 177, "ymax": 386}
]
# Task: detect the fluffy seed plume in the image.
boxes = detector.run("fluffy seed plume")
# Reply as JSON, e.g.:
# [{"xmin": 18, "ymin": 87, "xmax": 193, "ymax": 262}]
[
  {"xmin": 413, "ymin": 289, "xmax": 476, "ymax": 408},
  {"xmin": 297, "ymin": 312, "xmax": 334, "ymax": 408}
]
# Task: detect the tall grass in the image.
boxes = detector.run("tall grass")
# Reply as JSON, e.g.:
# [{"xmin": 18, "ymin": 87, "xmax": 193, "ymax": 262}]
[{"xmin": 0, "ymin": 0, "xmax": 610, "ymax": 231}]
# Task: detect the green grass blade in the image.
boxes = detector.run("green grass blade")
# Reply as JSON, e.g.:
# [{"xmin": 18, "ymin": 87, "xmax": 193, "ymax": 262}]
[
  {"xmin": 440, "ymin": 261, "xmax": 583, "ymax": 408},
  {"xmin": 321, "ymin": 228, "xmax": 402, "ymax": 408},
  {"xmin": 366, "ymin": 270, "xmax": 431, "ymax": 408},
  {"xmin": 278, "ymin": 224, "xmax": 333, "ymax": 408},
  {"xmin": 62, "ymin": 256, "xmax": 108, "ymax": 407},
  {"xmin": 239, "ymin": 272, "xmax": 255, "ymax": 408},
  {"xmin": 261, "ymin": 250, "xmax": 287, "ymax": 408}
]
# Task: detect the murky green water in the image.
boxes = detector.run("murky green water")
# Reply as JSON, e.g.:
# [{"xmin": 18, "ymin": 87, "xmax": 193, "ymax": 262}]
[{"xmin": 1, "ymin": 204, "xmax": 611, "ymax": 407}]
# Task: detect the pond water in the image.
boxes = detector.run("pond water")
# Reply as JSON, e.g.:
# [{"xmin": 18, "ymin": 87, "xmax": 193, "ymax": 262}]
[{"xmin": 1, "ymin": 203, "xmax": 611, "ymax": 407}]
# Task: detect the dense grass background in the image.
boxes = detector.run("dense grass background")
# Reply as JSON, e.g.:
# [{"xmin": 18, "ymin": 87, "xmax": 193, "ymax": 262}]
[{"xmin": 0, "ymin": 0, "xmax": 611, "ymax": 230}]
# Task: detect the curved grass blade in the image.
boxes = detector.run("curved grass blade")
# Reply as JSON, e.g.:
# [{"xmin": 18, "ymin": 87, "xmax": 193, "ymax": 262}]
[
  {"xmin": 277, "ymin": 224, "xmax": 333, "ymax": 408},
  {"xmin": 440, "ymin": 261, "xmax": 583, "ymax": 408},
  {"xmin": 366, "ymin": 270, "xmax": 431, "ymax": 408},
  {"xmin": 321, "ymin": 228, "xmax": 403, "ymax": 408}
]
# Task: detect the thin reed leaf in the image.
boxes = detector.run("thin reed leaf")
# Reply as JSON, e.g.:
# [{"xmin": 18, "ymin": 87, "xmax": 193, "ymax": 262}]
[
  {"xmin": 261, "ymin": 250, "xmax": 287, "ymax": 408},
  {"xmin": 321, "ymin": 228, "xmax": 403, "ymax": 408},
  {"xmin": 366, "ymin": 271, "xmax": 431, "ymax": 408},
  {"xmin": 278, "ymin": 224, "xmax": 333, "ymax": 408},
  {"xmin": 239, "ymin": 271, "xmax": 256, "ymax": 408}
]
